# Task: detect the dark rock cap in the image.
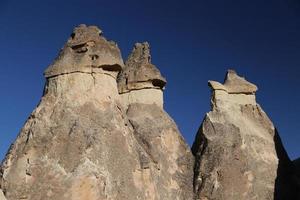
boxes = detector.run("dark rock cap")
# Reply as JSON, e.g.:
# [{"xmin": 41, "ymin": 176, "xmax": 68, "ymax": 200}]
[
  {"xmin": 117, "ymin": 42, "xmax": 166, "ymax": 93},
  {"xmin": 208, "ymin": 69, "xmax": 258, "ymax": 94},
  {"xmin": 44, "ymin": 24, "xmax": 124, "ymax": 78}
]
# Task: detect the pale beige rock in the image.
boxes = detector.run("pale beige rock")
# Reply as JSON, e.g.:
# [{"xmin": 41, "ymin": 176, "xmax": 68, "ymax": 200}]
[
  {"xmin": 120, "ymin": 88, "xmax": 163, "ymax": 109},
  {"xmin": 44, "ymin": 24, "xmax": 124, "ymax": 78},
  {"xmin": 118, "ymin": 42, "xmax": 166, "ymax": 110},
  {"xmin": 0, "ymin": 71, "xmax": 147, "ymax": 200},
  {"xmin": 0, "ymin": 189, "xmax": 6, "ymax": 200},
  {"xmin": 209, "ymin": 70, "xmax": 257, "ymax": 94},
  {"xmin": 127, "ymin": 104, "xmax": 195, "ymax": 200},
  {"xmin": 117, "ymin": 42, "xmax": 166, "ymax": 94},
  {"xmin": 192, "ymin": 70, "xmax": 280, "ymax": 200},
  {"xmin": 0, "ymin": 26, "xmax": 194, "ymax": 200},
  {"xmin": 118, "ymin": 42, "xmax": 194, "ymax": 199}
]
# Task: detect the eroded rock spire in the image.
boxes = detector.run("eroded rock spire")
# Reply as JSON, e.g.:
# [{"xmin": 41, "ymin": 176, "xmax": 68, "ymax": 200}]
[
  {"xmin": 208, "ymin": 69, "xmax": 258, "ymax": 111},
  {"xmin": 0, "ymin": 26, "xmax": 194, "ymax": 200},
  {"xmin": 117, "ymin": 42, "xmax": 194, "ymax": 200},
  {"xmin": 209, "ymin": 69, "xmax": 257, "ymax": 94},
  {"xmin": 44, "ymin": 24, "xmax": 124, "ymax": 78},
  {"xmin": 192, "ymin": 70, "xmax": 297, "ymax": 199},
  {"xmin": 117, "ymin": 42, "xmax": 166, "ymax": 109},
  {"xmin": 117, "ymin": 42, "xmax": 166, "ymax": 93}
]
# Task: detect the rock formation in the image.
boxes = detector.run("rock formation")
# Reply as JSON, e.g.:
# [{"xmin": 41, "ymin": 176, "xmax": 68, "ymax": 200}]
[
  {"xmin": 192, "ymin": 70, "xmax": 291, "ymax": 199},
  {"xmin": 0, "ymin": 25, "xmax": 193, "ymax": 200},
  {"xmin": 118, "ymin": 42, "xmax": 194, "ymax": 200},
  {"xmin": 0, "ymin": 189, "xmax": 5, "ymax": 200},
  {"xmin": 0, "ymin": 24, "xmax": 299, "ymax": 200},
  {"xmin": 117, "ymin": 42, "xmax": 166, "ymax": 109}
]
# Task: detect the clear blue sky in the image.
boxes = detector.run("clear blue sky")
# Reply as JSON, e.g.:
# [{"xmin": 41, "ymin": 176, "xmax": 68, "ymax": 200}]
[{"xmin": 0, "ymin": 0, "xmax": 299, "ymax": 161}]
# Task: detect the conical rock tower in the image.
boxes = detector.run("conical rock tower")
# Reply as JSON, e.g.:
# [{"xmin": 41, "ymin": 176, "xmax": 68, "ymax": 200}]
[
  {"xmin": 0, "ymin": 25, "xmax": 193, "ymax": 200},
  {"xmin": 192, "ymin": 70, "xmax": 291, "ymax": 199}
]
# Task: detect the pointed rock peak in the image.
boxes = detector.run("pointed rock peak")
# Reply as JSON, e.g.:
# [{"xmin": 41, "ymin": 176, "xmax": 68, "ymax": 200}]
[
  {"xmin": 126, "ymin": 42, "xmax": 151, "ymax": 65},
  {"xmin": 117, "ymin": 42, "xmax": 166, "ymax": 94},
  {"xmin": 209, "ymin": 69, "xmax": 258, "ymax": 94},
  {"xmin": 0, "ymin": 189, "xmax": 6, "ymax": 200},
  {"xmin": 44, "ymin": 24, "xmax": 124, "ymax": 78},
  {"xmin": 208, "ymin": 70, "xmax": 258, "ymax": 110},
  {"xmin": 67, "ymin": 24, "xmax": 103, "ymax": 47}
]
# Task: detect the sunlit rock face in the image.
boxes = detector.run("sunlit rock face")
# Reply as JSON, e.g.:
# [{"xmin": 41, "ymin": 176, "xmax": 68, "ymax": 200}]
[
  {"xmin": 118, "ymin": 42, "xmax": 194, "ymax": 200},
  {"xmin": 44, "ymin": 24, "xmax": 124, "ymax": 77},
  {"xmin": 0, "ymin": 25, "xmax": 193, "ymax": 200},
  {"xmin": 192, "ymin": 70, "xmax": 285, "ymax": 200},
  {"xmin": 0, "ymin": 189, "xmax": 6, "ymax": 200},
  {"xmin": 117, "ymin": 42, "xmax": 166, "ymax": 110},
  {"xmin": 1, "ymin": 24, "xmax": 299, "ymax": 200},
  {"xmin": 0, "ymin": 25, "xmax": 141, "ymax": 200}
]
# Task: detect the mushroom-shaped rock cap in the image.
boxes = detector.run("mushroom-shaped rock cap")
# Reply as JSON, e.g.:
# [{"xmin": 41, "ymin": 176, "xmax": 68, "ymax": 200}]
[
  {"xmin": 44, "ymin": 24, "xmax": 124, "ymax": 78},
  {"xmin": 209, "ymin": 69, "xmax": 258, "ymax": 94},
  {"xmin": 117, "ymin": 42, "xmax": 166, "ymax": 93}
]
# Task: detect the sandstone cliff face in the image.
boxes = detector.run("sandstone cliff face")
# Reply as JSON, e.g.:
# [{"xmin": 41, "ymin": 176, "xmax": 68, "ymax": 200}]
[
  {"xmin": 192, "ymin": 70, "xmax": 282, "ymax": 200},
  {"xmin": 0, "ymin": 25, "xmax": 193, "ymax": 200}
]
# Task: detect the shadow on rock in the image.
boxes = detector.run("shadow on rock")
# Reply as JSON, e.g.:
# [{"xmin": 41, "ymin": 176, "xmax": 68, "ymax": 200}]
[{"xmin": 274, "ymin": 128, "xmax": 299, "ymax": 200}]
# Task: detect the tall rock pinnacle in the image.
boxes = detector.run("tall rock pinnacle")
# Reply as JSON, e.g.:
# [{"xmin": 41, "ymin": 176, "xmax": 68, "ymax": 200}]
[
  {"xmin": 45, "ymin": 24, "xmax": 124, "ymax": 78},
  {"xmin": 117, "ymin": 42, "xmax": 194, "ymax": 199},
  {"xmin": 117, "ymin": 42, "xmax": 166, "ymax": 109},
  {"xmin": 1, "ymin": 24, "xmax": 298, "ymax": 200},
  {"xmin": 0, "ymin": 25, "xmax": 138, "ymax": 200},
  {"xmin": 192, "ymin": 70, "xmax": 297, "ymax": 199},
  {"xmin": 0, "ymin": 27, "xmax": 193, "ymax": 200}
]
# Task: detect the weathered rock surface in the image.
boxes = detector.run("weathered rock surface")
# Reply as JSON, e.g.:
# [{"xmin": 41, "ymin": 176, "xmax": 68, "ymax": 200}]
[
  {"xmin": 0, "ymin": 26, "xmax": 193, "ymax": 200},
  {"xmin": 1, "ymin": 24, "xmax": 298, "ymax": 200},
  {"xmin": 118, "ymin": 43, "xmax": 194, "ymax": 199},
  {"xmin": 192, "ymin": 70, "xmax": 290, "ymax": 200},
  {"xmin": 44, "ymin": 24, "xmax": 124, "ymax": 78},
  {"xmin": 117, "ymin": 42, "xmax": 166, "ymax": 109},
  {"xmin": 0, "ymin": 189, "xmax": 6, "ymax": 200}
]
